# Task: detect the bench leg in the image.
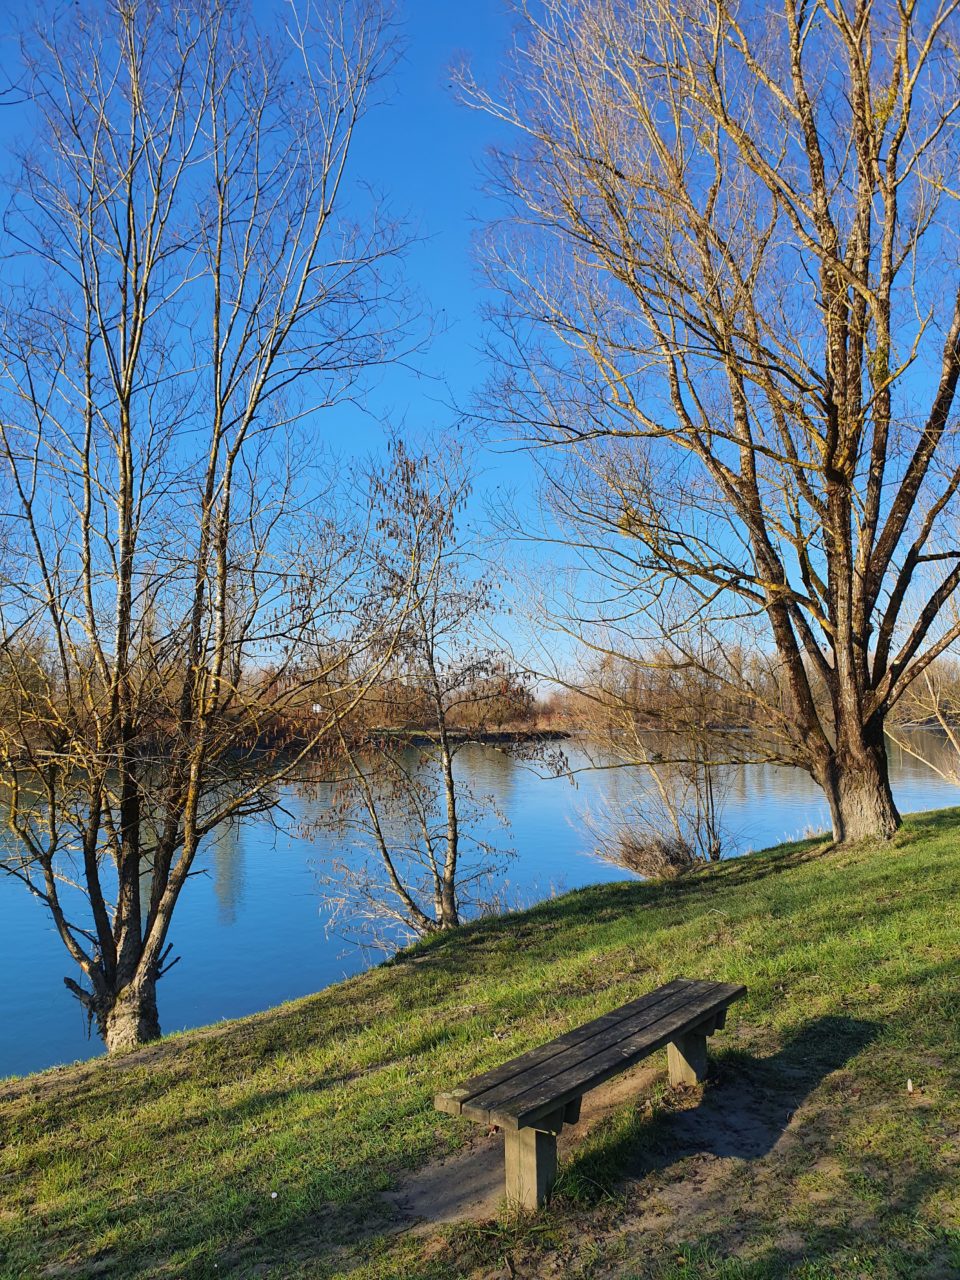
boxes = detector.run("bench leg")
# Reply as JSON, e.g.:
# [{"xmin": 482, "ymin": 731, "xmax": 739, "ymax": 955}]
[
  {"xmin": 668, "ymin": 1030, "xmax": 708, "ymax": 1086},
  {"xmin": 504, "ymin": 1126, "xmax": 558, "ymax": 1210}
]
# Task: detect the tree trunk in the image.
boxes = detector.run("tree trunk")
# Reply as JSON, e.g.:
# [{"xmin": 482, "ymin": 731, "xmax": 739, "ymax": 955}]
[
  {"xmin": 820, "ymin": 726, "xmax": 901, "ymax": 844},
  {"xmin": 100, "ymin": 978, "xmax": 161, "ymax": 1053},
  {"xmin": 435, "ymin": 701, "xmax": 460, "ymax": 929},
  {"xmin": 438, "ymin": 878, "xmax": 459, "ymax": 929}
]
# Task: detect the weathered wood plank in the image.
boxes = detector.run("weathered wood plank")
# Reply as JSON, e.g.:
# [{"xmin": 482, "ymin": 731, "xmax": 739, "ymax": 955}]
[
  {"xmin": 504, "ymin": 1125, "xmax": 558, "ymax": 1210},
  {"xmin": 463, "ymin": 980, "xmax": 723, "ymax": 1116},
  {"xmin": 464, "ymin": 982, "xmax": 746, "ymax": 1128},
  {"xmin": 506, "ymin": 988, "xmax": 744, "ymax": 1127},
  {"xmin": 434, "ymin": 977, "xmax": 691, "ymax": 1115},
  {"xmin": 667, "ymin": 1030, "xmax": 708, "ymax": 1086}
]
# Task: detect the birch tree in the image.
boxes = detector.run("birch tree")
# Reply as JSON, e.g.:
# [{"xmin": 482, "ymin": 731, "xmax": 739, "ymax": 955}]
[
  {"xmin": 312, "ymin": 440, "xmax": 520, "ymax": 944},
  {"xmin": 0, "ymin": 0, "xmax": 411, "ymax": 1050},
  {"xmin": 462, "ymin": 0, "xmax": 960, "ymax": 842}
]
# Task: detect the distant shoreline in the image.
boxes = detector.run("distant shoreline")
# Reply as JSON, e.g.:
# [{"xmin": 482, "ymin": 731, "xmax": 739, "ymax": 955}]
[{"xmin": 373, "ymin": 727, "xmax": 571, "ymax": 747}]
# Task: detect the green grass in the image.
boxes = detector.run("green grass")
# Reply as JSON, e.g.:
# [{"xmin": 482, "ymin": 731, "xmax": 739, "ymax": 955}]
[{"xmin": 3, "ymin": 810, "xmax": 960, "ymax": 1278}]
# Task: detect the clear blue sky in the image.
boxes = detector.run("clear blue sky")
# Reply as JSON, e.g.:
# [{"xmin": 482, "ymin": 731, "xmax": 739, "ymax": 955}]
[
  {"xmin": 332, "ymin": 0, "xmax": 517, "ymax": 458},
  {"xmin": 0, "ymin": 0, "xmax": 553, "ymax": 653},
  {"xmin": 334, "ymin": 0, "xmax": 553, "ymax": 658}
]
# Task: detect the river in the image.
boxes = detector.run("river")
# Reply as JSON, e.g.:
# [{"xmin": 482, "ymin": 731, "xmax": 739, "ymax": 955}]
[{"xmin": 2, "ymin": 733, "xmax": 958, "ymax": 1077}]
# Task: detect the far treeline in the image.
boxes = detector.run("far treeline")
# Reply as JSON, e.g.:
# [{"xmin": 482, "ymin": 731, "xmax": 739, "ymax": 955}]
[{"xmin": 1, "ymin": 0, "xmax": 960, "ymax": 1052}]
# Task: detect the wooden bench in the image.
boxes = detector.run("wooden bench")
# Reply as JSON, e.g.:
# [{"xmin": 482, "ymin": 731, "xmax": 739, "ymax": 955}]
[{"xmin": 435, "ymin": 977, "xmax": 746, "ymax": 1209}]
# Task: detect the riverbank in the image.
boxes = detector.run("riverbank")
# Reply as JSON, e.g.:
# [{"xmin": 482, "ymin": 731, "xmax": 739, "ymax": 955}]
[
  {"xmin": 6, "ymin": 737, "xmax": 960, "ymax": 1079},
  {"xmin": 368, "ymin": 726, "xmax": 570, "ymax": 747},
  {"xmin": 250, "ymin": 723, "xmax": 572, "ymax": 754},
  {"xmin": 3, "ymin": 810, "xmax": 960, "ymax": 1278}
]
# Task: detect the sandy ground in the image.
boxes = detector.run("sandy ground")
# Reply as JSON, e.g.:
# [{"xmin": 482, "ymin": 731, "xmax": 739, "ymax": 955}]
[
  {"xmin": 378, "ymin": 1026, "xmax": 922, "ymax": 1276},
  {"xmin": 381, "ymin": 1062, "xmax": 666, "ymax": 1228}
]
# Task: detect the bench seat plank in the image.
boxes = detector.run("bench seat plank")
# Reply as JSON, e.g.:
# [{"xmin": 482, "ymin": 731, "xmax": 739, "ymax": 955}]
[
  {"xmin": 435, "ymin": 977, "xmax": 693, "ymax": 1116},
  {"xmin": 464, "ymin": 979, "xmax": 727, "ymax": 1122},
  {"xmin": 483, "ymin": 982, "xmax": 744, "ymax": 1128},
  {"xmin": 441, "ymin": 978, "xmax": 745, "ymax": 1129}
]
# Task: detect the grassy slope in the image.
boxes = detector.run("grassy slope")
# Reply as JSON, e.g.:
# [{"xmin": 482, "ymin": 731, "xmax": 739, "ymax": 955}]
[{"xmin": 3, "ymin": 811, "xmax": 960, "ymax": 1280}]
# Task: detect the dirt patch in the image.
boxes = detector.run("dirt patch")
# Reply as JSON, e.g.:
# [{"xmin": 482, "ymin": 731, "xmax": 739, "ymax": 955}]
[
  {"xmin": 386, "ymin": 1037, "xmax": 866, "ymax": 1275},
  {"xmin": 383, "ymin": 1062, "xmax": 662, "ymax": 1228},
  {"xmin": 381, "ymin": 1130, "xmax": 505, "ymax": 1227}
]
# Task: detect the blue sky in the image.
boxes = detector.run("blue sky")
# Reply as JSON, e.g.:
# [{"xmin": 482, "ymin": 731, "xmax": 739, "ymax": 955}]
[
  {"xmin": 0, "ymin": 0, "xmax": 525, "ymax": 464},
  {"xmin": 331, "ymin": 0, "xmax": 556, "ymax": 656},
  {"xmin": 0, "ymin": 0, "xmax": 558, "ymax": 661},
  {"xmin": 331, "ymin": 1, "xmax": 518, "ymax": 458}
]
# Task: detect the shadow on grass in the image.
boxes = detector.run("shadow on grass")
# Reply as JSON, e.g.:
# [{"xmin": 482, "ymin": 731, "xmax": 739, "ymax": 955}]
[
  {"xmin": 628, "ymin": 1225, "xmax": 960, "ymax": 1280},
  {"xmin": 394, "ymin": 834, "xmax": 837, "ymax": 966},
  {"xmin": 626, "ymin": 1093, "xmax": 960, "ymax": 1280},
  {"xmin": 558, "ymin": 1014, "xmax": 880, "ymax": 1204}
]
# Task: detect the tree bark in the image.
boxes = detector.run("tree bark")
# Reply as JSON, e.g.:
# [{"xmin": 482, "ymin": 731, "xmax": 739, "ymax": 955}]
[
  {"xmin": 99, "ymin": 979, "xmax": 161, "ymax": 1054},
  {"xmin": 819, "ymin": 727, "xmax": 901, "ymax": 844},
  {"xmin": 438, "ymin": 744, "xmax": 461, "ymax": 929}
]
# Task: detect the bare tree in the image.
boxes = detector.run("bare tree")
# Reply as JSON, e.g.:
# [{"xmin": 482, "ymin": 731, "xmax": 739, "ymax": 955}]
[
  {"xmin": 0, "ymin": 0, "xmax": 413, "ymax": 1051},
  {"xmin": 570, "ymin": 645, "xmax": 729, "ymax": 876},
  {"xmin": 886, "ymin": 648, "xmax": 960, "ymax": 782},
  {"xmin": 582, "ymin": 752, "xmax": 728, "ymax": 880},
  {"xmin": 310, "ymin": 439, "xmax": 523, "ymax": 944},
  {"xmin": 461, "ymin": 0, "xmax": 960, "ymax": 842}
]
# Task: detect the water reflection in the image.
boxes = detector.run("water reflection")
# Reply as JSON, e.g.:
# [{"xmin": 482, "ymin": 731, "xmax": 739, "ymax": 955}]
[
  {"xmin": 2, "ymin": 732, "xmax": 959, "ymax": 1077},
  {"xmin": 210, "ymin": 820, "xmax": 245, "ymax": 926},
  {"xmin": 886, "ymin": 727, "xmax": 960, "ymax": 781}
]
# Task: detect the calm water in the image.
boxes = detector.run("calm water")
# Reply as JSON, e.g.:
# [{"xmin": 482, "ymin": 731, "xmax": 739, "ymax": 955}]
[{"xmin": 2, "ymin": 735, "xmax": 958, "ymax": 1077}]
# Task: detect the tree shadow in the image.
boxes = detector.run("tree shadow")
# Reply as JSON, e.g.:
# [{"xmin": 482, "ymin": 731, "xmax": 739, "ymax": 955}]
[
  {"xmin": 641, "ymin": 1091, "xmax": 958, "ymax": 1280},
  {"xmin": 560, "ymin": 1014, "xmax": 880, "ymax": 1200},
  {"xmin": 396, "ymin": 834, "xmax": 838, "ymax": 974}
]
